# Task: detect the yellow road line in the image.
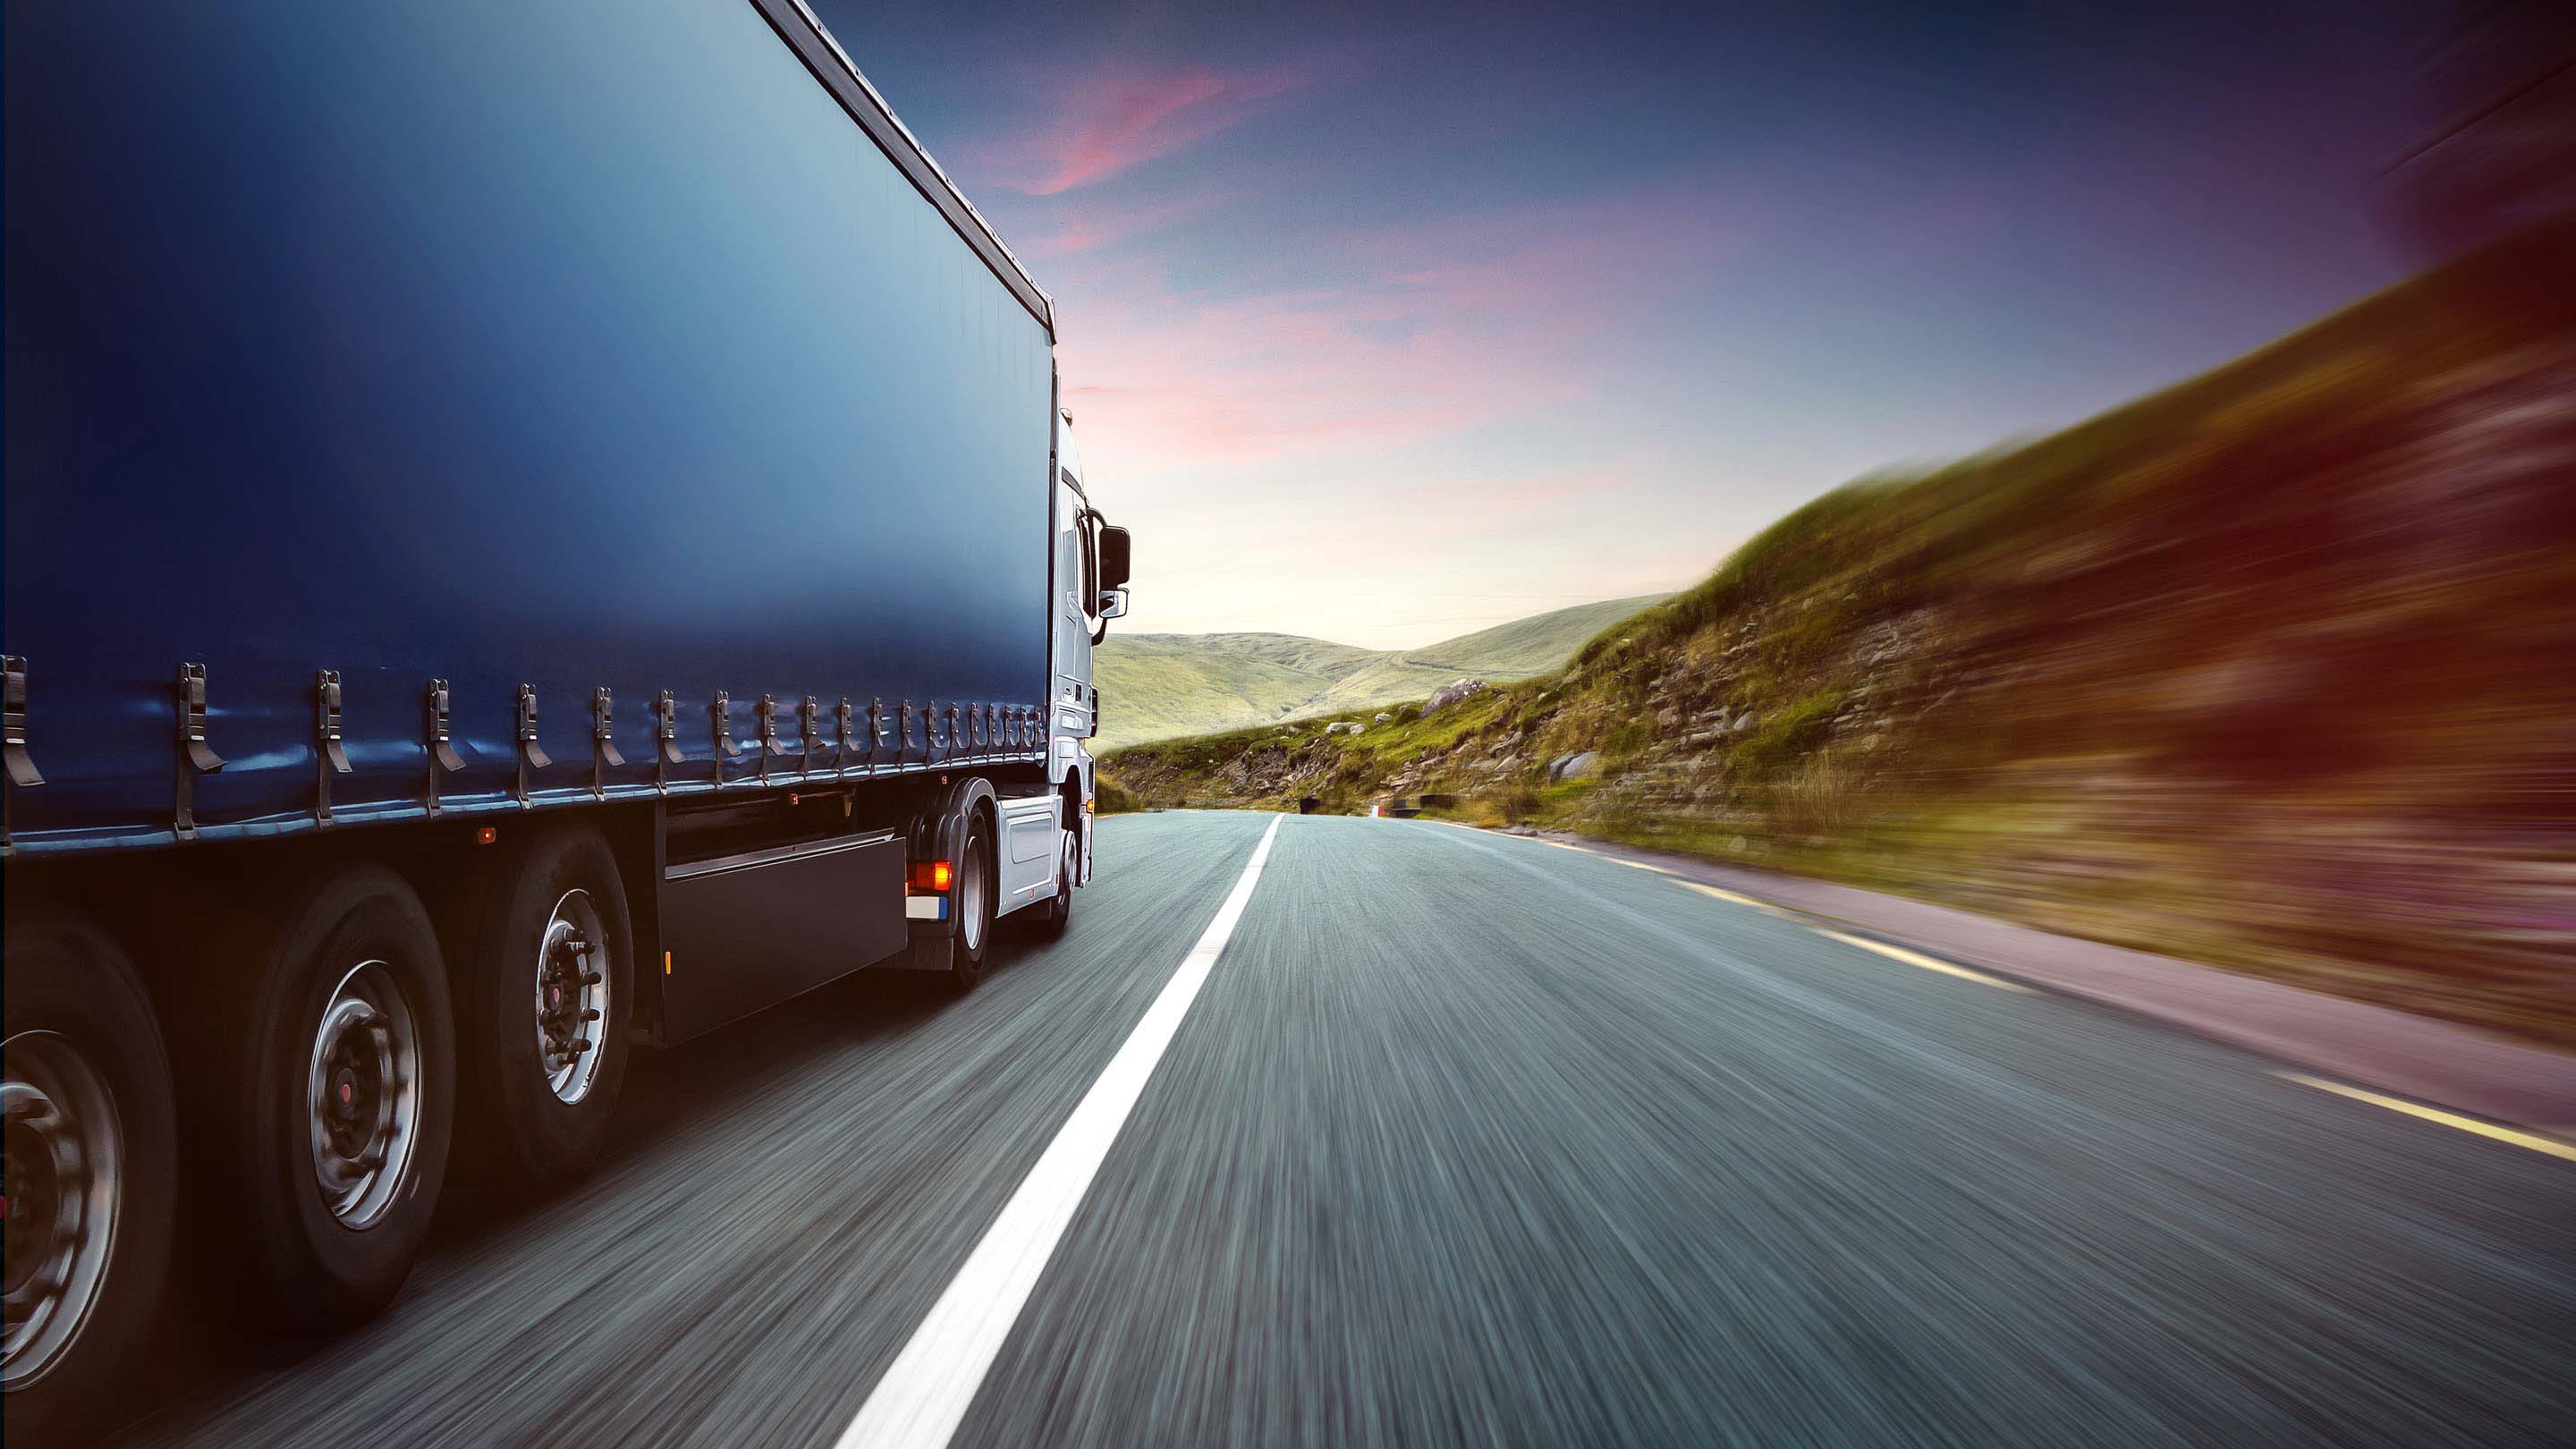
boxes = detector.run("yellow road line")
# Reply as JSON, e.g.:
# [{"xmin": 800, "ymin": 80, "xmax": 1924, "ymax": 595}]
[
  {"xmin": 1815, "ymin": 928, "xmax": 2032, "ymax": 992},
  {"xmin": 2277, "ymin": 1073, "xmax": 2576, "ymax": 1164},
  {"xmin": 1412, "ymin": 818, "xmax": 1598, "ymax": 857},
  {"xmin": 1681, "ymin": 881, "xmax": 1796, "ymax": 918},
  {"xmin": 1413, "ymin": 822, "xmax": 1680, "ymax": 877},
  {"xmin": 1518, "ymin": 835, "xmax": 1671, "ymax": 872}
]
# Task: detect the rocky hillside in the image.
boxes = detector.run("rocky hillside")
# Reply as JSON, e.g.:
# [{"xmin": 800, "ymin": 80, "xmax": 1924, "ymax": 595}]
[
  {"xmin": 1106, "ymin": 225, "xmax": 2576, "ymax": 1048},
  {"xmin": 1092, "ymin": 595, "xmax": 1664, "ymax": 748}
]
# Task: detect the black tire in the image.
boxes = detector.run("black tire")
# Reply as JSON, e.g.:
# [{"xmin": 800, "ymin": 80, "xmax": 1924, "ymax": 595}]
[
  {"xmin": 4, "ymin": 913, "xmax": 178, "ymax": 1441},
  {"xmin": 216, "ymin": 865, "xmax": 453, "ymax": 1334},
  {"xmin": 949, "ymin": 807, "xmax": 997, "ymax": 992},
  {"xmin": 1030, "ymin": 826, "xmax": 1073, "ymax": 938},
  {"xmin": 459, "ymin": 826, "xmax": 632, "ymax": 1187}
]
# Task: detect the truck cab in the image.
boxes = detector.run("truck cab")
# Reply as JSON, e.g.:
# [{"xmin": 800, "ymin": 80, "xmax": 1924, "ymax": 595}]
[{"xmin": 1052, "ymin": 404, "xmax": 1130, "ymax": 887}]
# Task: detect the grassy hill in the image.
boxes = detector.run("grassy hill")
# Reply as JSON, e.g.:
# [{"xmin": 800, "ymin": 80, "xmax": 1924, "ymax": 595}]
[
  {"xmin": 1094, "ymin": 595, "xmax": 1664, "ymax": 748},
  {"xmin": 1106, "ymin": 225, "xmax": 2576, "ymax": 1049}
]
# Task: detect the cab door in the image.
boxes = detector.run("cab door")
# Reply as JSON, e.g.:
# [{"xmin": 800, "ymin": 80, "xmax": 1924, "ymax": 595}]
[{"xmin": 1052, "ymin": 470, "xmax": 1095, "ymax": 740}]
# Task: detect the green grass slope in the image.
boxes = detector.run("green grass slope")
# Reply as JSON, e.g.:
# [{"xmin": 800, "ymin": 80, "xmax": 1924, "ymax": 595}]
[
  {"xmin": 1093, "ymin": 596, "xmax": 1665, "ymax": 748},
  {"xmin": 1411, "ymin": 595, "xmax": 1669, "ymax": 677},
  {"xmin": 1106, "ymin": 225, "xmax": 2576, "ymax": 1048}
]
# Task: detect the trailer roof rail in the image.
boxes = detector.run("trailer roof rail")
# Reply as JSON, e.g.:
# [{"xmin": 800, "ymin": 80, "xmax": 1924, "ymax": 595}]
[{"xmin": 759, "ymin": 0, "xmax": 1056, "ymax": 336}]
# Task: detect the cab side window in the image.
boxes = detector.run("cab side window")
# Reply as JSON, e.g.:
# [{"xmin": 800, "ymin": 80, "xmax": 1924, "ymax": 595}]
[
  {"xmin": 1057, "ymin": 513, "xmax": 1080, "ymax": 612},
  {"xmin": 1078, "ymin": 512, "xmax": 1099, "ymax": 618}
]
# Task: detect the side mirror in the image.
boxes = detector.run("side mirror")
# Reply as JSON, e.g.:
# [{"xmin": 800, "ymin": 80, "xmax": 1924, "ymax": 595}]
[
  {"xmin": 1097, "ymin": 525, "xmax": 1131, "ymax": 591},
  {"xmin": 1098, "ymin": 588, "xmax": 1131, "ymax": 621}
]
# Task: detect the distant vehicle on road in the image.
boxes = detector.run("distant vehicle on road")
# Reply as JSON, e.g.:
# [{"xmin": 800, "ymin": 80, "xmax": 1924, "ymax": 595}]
[{"xmin": 1, "ymin": 1, "xmax": 1130, "ymax": 1430}]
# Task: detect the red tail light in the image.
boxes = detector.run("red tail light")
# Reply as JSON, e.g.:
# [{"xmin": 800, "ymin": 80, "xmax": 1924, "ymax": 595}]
[{"xmin": 908, "ymin": 860, "xmax": 953, "ymax": 892}]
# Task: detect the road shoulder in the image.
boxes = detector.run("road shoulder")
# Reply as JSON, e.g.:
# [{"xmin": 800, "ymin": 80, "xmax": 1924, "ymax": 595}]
[{"xmin": 1453, "ymin": 823, "xmax": 2576, "ymax": 1140}]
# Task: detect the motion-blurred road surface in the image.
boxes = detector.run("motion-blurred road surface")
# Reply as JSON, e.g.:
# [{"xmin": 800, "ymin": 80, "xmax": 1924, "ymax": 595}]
[{"xmin": 98, "ymin": 812, "xmax": 2574, "ymax": 1448}]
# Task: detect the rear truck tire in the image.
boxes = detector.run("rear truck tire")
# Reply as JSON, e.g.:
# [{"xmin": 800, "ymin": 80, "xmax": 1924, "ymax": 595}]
[
  {"xmin": 4, "ymin": 913, "xmax": 178, "ymax": 1441},
  {"xmin": 1030, "ymin": 826, "xmax": 1073, "ymax": 937},
  {"xmin": 459, "ymin": 826, "xmax": 633, "ymax": 1187},
  {"xmin": 949, "ymin": 806, "xmax": 998, "ymax": 992},
  {"xmin": 216, "ymin": 865, "xmax": 453, "ymax": 1333}
]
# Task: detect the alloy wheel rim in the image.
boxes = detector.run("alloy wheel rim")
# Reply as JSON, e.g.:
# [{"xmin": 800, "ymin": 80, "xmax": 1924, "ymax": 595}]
[
  {"xmin": 961, "ymin": 835, "xmax": 989, "ymax": 952},
  {"xmin": 306, "ymin": 961, "xmax": 421, "ymax": 1230},
  {"xmin": 535, "ymin": 889, "xmax": 610, "ymax": 1106},
  {"xmin": 4, "ymin": 1030, "xmax": 123, "ymax": 1390}
]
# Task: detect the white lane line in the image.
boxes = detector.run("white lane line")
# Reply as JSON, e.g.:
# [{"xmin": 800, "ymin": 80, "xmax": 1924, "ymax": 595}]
[
  {"xmin": 836, "ymin": 813, "xmax": 1285, "ymax": 1449},
  {"xmin": 1815, "ymin": 928, "xmax": 2033, "ymax": 993}
]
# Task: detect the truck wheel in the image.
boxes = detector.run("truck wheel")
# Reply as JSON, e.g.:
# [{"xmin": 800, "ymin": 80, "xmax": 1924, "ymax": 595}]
[
  {"xmin": 950, "ymin": 808, "xmax": 997, "ymax": 991},
  {"xmin": 220, "ymin": 866, "xmax": 453, "ymax": 1333},
  {"xmin": 4, "ymin": 914, "xmax": 177, "ymax": 1440},
  {"xmin": 1030, "ymin": 827, "xmax": 1073, "ymax": 938},
  {"xmin": 460, "ymin": 827, "xmax": 632, "ymax": 1187}
]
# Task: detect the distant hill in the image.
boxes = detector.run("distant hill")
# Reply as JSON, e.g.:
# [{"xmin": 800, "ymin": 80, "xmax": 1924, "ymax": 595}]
[{"xmin": 1094, "ymin": 595, "xmax": 1665, "ymax": 748}]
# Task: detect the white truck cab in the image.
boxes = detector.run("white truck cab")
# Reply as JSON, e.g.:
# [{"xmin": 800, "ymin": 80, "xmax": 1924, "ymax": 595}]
[{"xmin": 1050, "ymin": 402, "xmax": 1129, "ymax": 888}]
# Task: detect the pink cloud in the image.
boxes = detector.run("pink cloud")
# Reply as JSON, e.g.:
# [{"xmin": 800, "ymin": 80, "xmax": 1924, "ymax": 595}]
[
  {"xmin": 1055, "ymin": 275, "xmax": 1582, "ymax": 475},
  {"xmin": 979, "ymin": 63, "xmax": 1313, "ymax": 196},
  {"xmin": 1019, "ymin": 188, "xmax": 1231, "ymax": 258},
  {"xmin": 1050, "ymin": 182, "xmax": 1748, "ymax": 477}
]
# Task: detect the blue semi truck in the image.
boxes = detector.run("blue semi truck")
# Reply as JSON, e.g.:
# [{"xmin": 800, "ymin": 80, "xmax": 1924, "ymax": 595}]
[{"xmin": 1, "ymin": 2, "xmax": 1131, "ymax": 1428}]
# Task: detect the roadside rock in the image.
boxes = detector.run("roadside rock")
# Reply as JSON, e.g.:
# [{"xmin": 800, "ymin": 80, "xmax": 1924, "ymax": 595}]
[
  {"xmin": 1422, "ymin": 678, "xmax": 1489, "ymax": 717},
  {"xmin": 1548, "ymin": 750, "xmax": 1601, "ymax": 783}
]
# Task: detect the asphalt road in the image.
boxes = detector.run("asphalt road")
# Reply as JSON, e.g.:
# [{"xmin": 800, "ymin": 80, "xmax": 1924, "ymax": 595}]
[{"xmin": 89, "ymin": 811, "xmax": 2576, "ymax": 1447}]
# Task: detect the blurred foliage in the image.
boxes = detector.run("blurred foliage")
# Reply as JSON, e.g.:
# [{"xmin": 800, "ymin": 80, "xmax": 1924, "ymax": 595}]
[{"xmin": 1104, "ymin": 225, "xmax": 2576, "ymax": 1046}]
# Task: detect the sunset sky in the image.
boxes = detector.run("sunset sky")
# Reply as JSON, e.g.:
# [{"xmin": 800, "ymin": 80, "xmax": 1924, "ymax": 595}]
[{"xmin": 817, "ymin": 0, "xmax": 2442, "ymax": 648}]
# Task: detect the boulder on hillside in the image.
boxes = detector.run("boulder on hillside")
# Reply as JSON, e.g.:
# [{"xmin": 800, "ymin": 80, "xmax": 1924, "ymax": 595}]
[
  {"xmin": 1421, "ymin": 678, "xmax": 1489, "ymax": 717},
  {"xmin": 1374, "ymin": 712, "xmax": 1393, "ymax": 723},
  {"xmin": 1323, "ymin": 722, "xmax": 1347, "ymax": 735},
  {"xmin": 1548, "ymin": 750, "xmax": 1601, "ymax": 783}
]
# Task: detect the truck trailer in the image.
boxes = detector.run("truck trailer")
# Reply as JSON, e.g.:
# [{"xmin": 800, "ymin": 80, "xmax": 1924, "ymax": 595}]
[{"xmin": 1, "ymin": 1, "xmax": 1131, "ymax": 1428}]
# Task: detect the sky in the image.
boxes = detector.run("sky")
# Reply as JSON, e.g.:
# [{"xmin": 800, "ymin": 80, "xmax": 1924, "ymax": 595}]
[{"xmin": 814, "ymin": 0, "xmax": 2446, "ymax": 649}]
